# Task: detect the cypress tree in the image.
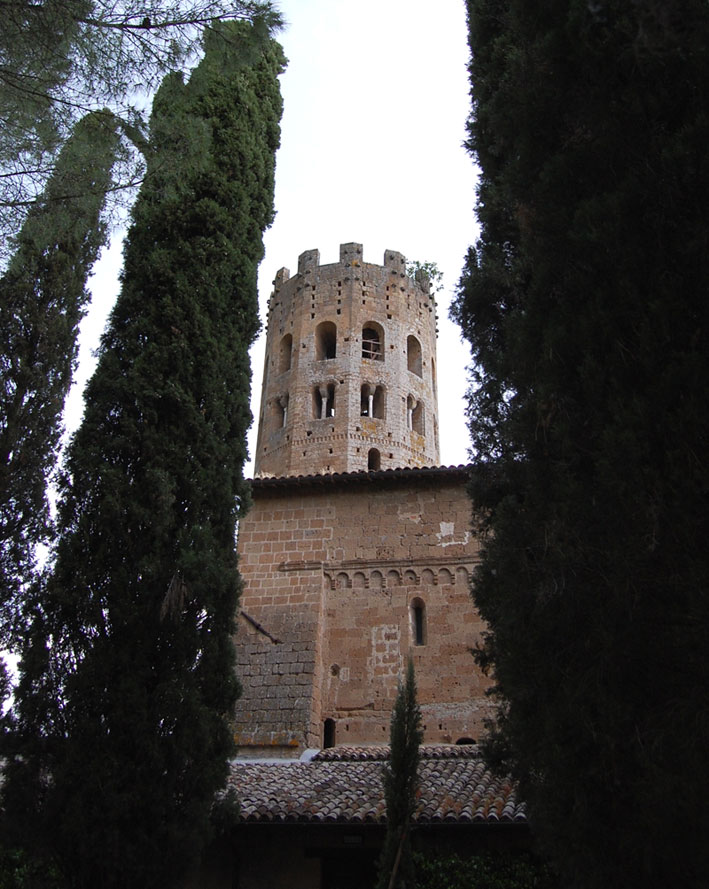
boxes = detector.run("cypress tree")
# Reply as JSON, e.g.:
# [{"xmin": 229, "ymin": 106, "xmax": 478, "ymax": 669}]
[
  {"xmin": 0, "ymin": 0, "xmax": 282, "ymax": 257},
  {"xmin": 3, "ymin": 21, "xmax": 284, "ymax": 888},
  {"xmin": 0, "ymin": 111, "xmax": 118, "ymax": 646},
  {"xmin": 377, "ymin": 659, "xmax": 423, "ymax": 889},
  {"xmin": 453, "ymin": 2, "xmax": 709, "ymax": 887}
]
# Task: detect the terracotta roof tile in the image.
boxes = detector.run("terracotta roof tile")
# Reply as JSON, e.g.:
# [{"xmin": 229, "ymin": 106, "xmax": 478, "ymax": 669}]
[
  {"xmin": 227, "ymin": 746, "xmax": 526, "ymax": 826},
  {"xmin": 251, "ymin": 465, "xmax": 472, "ymax": 489}
]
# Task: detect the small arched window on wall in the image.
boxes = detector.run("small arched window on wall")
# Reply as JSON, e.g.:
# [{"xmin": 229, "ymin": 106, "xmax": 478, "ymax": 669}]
[
  {"xmin": 368, "ymin": 448, "xmax": 381, "ymax": 470},
  {"xmin": 277, "ymin": 394, "xmax": 288, "ymax": 428},
  {"xmin": 360, "ymin": 384, "xmax": 385, "ymax": 419},
  {"xmin": 412, "ymin": 400, "xmax": 424, "ymax": 435},
  {"xmin": 315, "ymin": 321, "xmax": 337, "ymax": 360},
  {"xmin": 270, "ymin": 395, "xmax": 288, "ymax": 430},
  {"xmin": 313, "ymin": 382, "xmax": 336, "ymax": 419},
  {"xmin": 278, "ymin": 333, "xmax": 292, "ymax": 374},
  {"xmin": 407, "ymin": 396, "xmax": 425, "ymax": 435},
  {"xmin": 411, "ymin": 597, "xmax": 426, "ymax": 646},
  {"xmin": 407, "ymin": 335, "xmax": 422, "ymax": 376},
  {"xmin": 362, "ymin": 323, "xmax": 384, "ymax": 360}
]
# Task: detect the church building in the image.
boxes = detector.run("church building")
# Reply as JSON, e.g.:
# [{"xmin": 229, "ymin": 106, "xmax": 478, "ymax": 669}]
[
  {"xmin": 186, "ymin": 244, "xmax": 527, "ymax": 889},
  {"xmin": 232, "ymin": 243, "xmax": 495, "ymax": 757}
]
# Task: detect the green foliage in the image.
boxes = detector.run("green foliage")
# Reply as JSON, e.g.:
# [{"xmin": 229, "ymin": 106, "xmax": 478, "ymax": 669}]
[
  {"xmin": 2, "ymin": 21, "xmax": 284, "ymax": 889},
  {"xmin": 406, "ymin": 260, "xmax": 444, "ymax": 298},
  {"xmin": 0, "ymin": 845, "xmax": 62, "ymax": 889},
  {"xmin": 454, "ymin": 1, "xmax": 709, "ymax": 887},
  {"xmin": 0, "ymin": 0, "xmax": 282, "ymax": 264},
  {"xmin": 0, "ymin": 111, "xmax": 118, "ymax": 648},
  {"xmin": 414, "ymin": 851, "xmax": 557, "ymax": 889},
  {"xmin": 377, "ymin": 659, "xmax": 423, "ymax": 889}
]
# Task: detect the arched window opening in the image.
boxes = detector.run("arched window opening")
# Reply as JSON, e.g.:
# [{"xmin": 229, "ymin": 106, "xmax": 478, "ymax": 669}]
[
  {"xmin": 407, "ymin": 335, "xmax": 422, "ymax": 376},
  {"xmin": 278, "ymin": 333, "xmax": 292, "ymax": 374},
  {"xmin": 278, "ymin": 394, "xmax": 288, "ymax": 428},
  {"xmin": 269, "ymin": 396, "xmax": 288, "ymax": 430},
  {"xmin": 456, "ymin": 737, "xmax": 476, "ymax": 746},
  {"xmin": 361, "ymin": 383, "xmax": 372, "ymax": 416},
  {"xmin": 407, "ymin": 395, "xmax": 424, "ymax": 433},
  {"xmin": 368, "ymin": 448, "xmax": 381, "ymax": 471},
  {"xmin": 372, "ymin": 385, "xmax": 384, "ymax": 419},
  {"xmin": 362, "ymin": 323, "xmax": 384, "ymax": 360},
  {"xmin": 360, "ymin": 384, "xmax": 385, "ymax": 419},
  {"xmin": 323, "ymin": 718, "xmax": 336, "ymax": 749},
  {"xmin": 313, "ymin": 382, "xmax": 336, "ymax": 419},
  {"xmin": 412, "ymin": 400, "xmax": 425, "ymax": 435},
  {"xmin": 315, "ymin": 321, "xmax": 337, "ymax": 360},
  {"xmin": 411, "ymin": 597, "xmax": 426, "ymax": 646},
  {"xmin": 431, "ymin": 356, "xmax": 436, "ymax": 389}
]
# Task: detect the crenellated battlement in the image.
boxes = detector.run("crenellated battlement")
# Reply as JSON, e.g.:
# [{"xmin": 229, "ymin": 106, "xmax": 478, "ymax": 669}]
[{"xmin": 267, "ymin": 243, "xmax": 436, "ymax": 320}]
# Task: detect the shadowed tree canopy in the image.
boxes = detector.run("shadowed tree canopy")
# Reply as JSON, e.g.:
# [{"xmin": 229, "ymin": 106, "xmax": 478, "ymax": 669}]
[
  {"xmin": 2, "ymin": 20, "xmax": 284, "ymax": 888},
  {"xmin": 0, "ymin": 0, "xmax": 281, "ymax": 263},
  {"xmin": 453, "ymin": 1, "xmax": 709, "ymax": 887}
]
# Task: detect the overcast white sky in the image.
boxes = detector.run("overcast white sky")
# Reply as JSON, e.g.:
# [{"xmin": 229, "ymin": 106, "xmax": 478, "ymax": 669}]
[{"xmin": 71, "ymin": 0, "xmax": 479, "ymax": 471}]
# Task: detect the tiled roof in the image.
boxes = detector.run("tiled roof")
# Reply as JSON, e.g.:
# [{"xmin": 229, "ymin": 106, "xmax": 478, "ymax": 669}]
[
  {"xmin": 227, "ymin": 746, "xmax": 526, "ymax": 826},
  {"xmin": 313, "ymin": 744, "xmax": 482, "ymax": 762},
  {"xmin": 250, "ymin": 464, "xmax": 472, "ymax": 489}
]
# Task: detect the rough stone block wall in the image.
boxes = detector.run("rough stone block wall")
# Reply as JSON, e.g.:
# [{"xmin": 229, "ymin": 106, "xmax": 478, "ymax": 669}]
[{"xmin": 233, "ymin": 468, "xmax": 494, "ymax": 756}]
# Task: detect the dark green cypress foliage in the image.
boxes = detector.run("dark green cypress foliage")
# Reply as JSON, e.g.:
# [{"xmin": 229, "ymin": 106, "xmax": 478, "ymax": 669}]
[
  {"xmin": 377, "ymin": 659, "xmax": 422, "ymax": 889},
  {"xmin": 453, "ymin": 2, "xmax": 709, "ymax": 887},
  {"xmin": 3, "ymin": 22, "xmax": 283, "ymax": 888},
  {"xmin": 0, "ymin": 112, "xmax": 118, "ymax": 646}
]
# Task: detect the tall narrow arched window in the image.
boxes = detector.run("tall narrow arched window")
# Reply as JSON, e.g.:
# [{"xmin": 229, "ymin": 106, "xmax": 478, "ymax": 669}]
[
  {"xmin": 407, "ymin": 396, "xmax": 424, "ymax": 434},
  {"xmin": 362, "ymin": 322, "xmax": 384, "ymax": 360},
  {"xmin": 278, "ymin": 394, "xmax": 288, "ymax": 428},
  {"xmin": 412, "ymin": 400, "xmax": 425, "ymax": 435},
  {"xmin": 406, "ymin": 395, "xmax": 415, "ymax": 430},
  {"xmin": 323, "ymin": 718, "xmax": 336, "ymax": 748},
  {"xmin": 269, "ymin": 396, "xmax": 288, "ymax": 431},
  {"xmin": 368, "ymin": 448, "xmax": 381, "ymax": 471},
  {"xmin": 315, "ymin": 321, "xmax": 337, "ymax": 360},
  {"xmin": 361, "ymin": 384, "xmax": 385, "ymax": 419},
  {"xmin": 372, "ymin": 385, "xmax": 384, "ymax": 419},
  {"xmin": 278, "ymin": 333, "xmax": 292, "ymax": 374},
  {"xmin": 411, "ymin": 597, "xmax": 426, "ymax": 646},
  {"xmin": 407, "ymin": 335, "xmax": 422, "ymax": 376},
  {"xmin": 313, "ymin": 382, "xmax": 336, "ymax": 419}
]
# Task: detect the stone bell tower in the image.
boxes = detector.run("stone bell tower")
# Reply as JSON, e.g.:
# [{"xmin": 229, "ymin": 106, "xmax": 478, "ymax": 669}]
[
  {"xmin": 233, "ymin": 242, "xmax": 492, "ymax": 757},
  {"xmin": 253, "ymin": 242, "xmax": 440, "ymax": 477}
]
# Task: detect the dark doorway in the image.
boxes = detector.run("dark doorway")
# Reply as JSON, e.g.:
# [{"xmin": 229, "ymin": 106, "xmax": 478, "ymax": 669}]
[
  {"xmin": 321, "ymin": 850, "xmax": 378, "ymax": 889},
  {"xmin": 323, "ymin": 718, "xmax": 336, "ymax": 748}
]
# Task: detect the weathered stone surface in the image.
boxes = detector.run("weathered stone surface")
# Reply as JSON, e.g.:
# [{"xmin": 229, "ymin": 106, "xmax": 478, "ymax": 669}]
[
  {"xmin": 232, "ymin": 244, "xmax": 492, "ymax": 758},
  {"xmin": 254, "ymin": 244, "xmax": 439, "ymax": 477},
  {"xmin": 233, "ymin": 468, "xmax": 494, "ymax": 754}
]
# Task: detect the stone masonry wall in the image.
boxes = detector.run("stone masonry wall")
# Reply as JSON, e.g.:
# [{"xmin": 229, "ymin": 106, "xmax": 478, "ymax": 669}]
[{"xmin": 233, "ymin": 468, "xmax": 494, "ymax": 756}]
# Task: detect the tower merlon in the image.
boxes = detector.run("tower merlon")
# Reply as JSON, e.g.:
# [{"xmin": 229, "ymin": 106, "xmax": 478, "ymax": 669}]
[
  {"xmin": 339, "ymin": 242, "xmax": 363, "ymax": 265},
  {"xmin": 298, "ymin": 248, "xmax": 320, "ymax": 273},
  {"xmin": 384, "ymin": 249, "xmax": 406, "ymax": 273},
  {"xmin": 274, "ymin": 267, "xmax": 290, "ymax": 286}
]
